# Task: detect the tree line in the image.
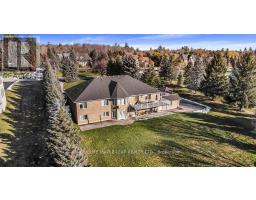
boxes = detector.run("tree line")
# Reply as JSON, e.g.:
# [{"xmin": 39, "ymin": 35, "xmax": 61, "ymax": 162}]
[
  {"xmin": 45, "ymin": 45, "xmax": 256, "ymax": 111},
  {"xmin": 184, "ymin": 50, "xmax": 256, "ymax": 111},
  {"xmin": 43, "ymin": 63, "xmax": 88, "ymax": 166}
]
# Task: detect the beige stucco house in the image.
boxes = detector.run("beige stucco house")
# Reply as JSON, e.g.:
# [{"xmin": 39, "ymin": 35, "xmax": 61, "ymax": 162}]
[{"xmin": 65, "ymin": 75, "xmax": 180, "ymax": 125}]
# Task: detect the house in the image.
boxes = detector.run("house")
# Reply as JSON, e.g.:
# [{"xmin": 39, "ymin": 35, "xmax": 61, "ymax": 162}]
[
  {"xmin": 65, "ymin": 75, "xmax": 180, "ymax": 125},
  {"xmin": 0, "ymin": 77, "xmax": 7, "ymax": 113}
]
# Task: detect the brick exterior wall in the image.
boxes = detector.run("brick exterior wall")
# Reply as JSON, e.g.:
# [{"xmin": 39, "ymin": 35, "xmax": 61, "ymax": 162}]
[{"xmin": 68, "ymin": 92, "xmax": 180, "ymax": 125}]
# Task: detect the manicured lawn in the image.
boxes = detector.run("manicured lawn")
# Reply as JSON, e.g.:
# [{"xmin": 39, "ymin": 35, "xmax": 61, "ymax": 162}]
[
  {"xmin": 78, "ymin": 70, "xmax": 100, "ymax": 79},
  {"xmin": 81, "ymin": 112, "xmax": 256, "ymax": 167},
  {"xmin": 64, "ymin": 80, "xmax": 85, "ymax": 89},
  {"xmin": 63, "ymin": 69, "xmax": 99, "ymax": 89},
  {"xmin": 81, "ymin": 88, "xmax": 256, "ymax": 167},
  {"xmin": 0, "ymin": 81, "xmax": 47, "ymax": 166}
]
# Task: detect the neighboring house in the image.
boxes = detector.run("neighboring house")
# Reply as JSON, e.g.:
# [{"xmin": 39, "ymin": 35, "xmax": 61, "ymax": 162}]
[
  {"xmin": 32, "ymin": 67, "xmax": 44, "ymax": 80},
  {"xmin": 0, "ymin": 77, "xmax": 7, "ymax": 113},
  {"xmin": 65, "ymin": 75, "xmax": 180, "ymax": 125}
]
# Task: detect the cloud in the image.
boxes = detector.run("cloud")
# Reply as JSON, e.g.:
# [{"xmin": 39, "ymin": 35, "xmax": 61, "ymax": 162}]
[{"xmin": 130, "ymin": 40, "xmax": 256, "ymax": 50}]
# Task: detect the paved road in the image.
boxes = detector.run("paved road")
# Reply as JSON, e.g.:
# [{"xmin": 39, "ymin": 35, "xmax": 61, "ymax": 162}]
[{"xmin": 3, "ymin": 82, "xmax": 14, "ymax": 90}]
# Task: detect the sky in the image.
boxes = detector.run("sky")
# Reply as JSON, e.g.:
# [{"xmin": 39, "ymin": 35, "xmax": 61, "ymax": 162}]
[{"xmin": 2, "ymin": 34, "xmax": 256, "ymax": 50}]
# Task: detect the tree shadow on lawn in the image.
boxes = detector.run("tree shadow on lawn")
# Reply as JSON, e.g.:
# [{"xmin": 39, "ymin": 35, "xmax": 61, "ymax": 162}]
[
  {"xmin": 0, "ymin": 81, "xmax": 48, "ymax": 167},
  {"xmin": 142, "ymin": 114, "xmax": 256, "ymax": 166}
]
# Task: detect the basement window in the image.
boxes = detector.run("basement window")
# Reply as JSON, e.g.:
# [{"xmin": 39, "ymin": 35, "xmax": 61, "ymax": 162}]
[
  {"xmin": 80, "ymin": 115, "xmax": 88, "ymax": 121},
  {"xmin": 79, "ymin": 102, "xmax": 87, "ymax": 109},
  {"xmin": 101, "ymin": 111, "xmax": 109, "ymax": 117}
]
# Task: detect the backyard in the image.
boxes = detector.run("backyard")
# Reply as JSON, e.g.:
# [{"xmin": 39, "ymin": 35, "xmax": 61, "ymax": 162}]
[{"xmin": 81, "ymin": 88, "xmax": 256, "ymax": 167}]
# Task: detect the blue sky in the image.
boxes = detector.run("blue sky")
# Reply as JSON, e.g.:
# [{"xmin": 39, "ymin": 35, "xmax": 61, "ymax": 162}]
[{"xmin": 2, "ymin": 34, "xmax": 256, "ymax": 50}]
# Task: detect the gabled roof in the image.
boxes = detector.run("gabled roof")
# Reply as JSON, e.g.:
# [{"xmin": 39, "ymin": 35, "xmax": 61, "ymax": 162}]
[{"xmin": 65, "ymin": 75, "xmax": 160, "ymax": 102}]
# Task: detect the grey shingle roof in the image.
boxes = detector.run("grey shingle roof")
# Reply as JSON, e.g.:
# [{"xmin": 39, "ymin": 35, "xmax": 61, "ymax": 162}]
[{"xmin": 65, "ymin": 75, "xmax": 160, "ymax": 102}]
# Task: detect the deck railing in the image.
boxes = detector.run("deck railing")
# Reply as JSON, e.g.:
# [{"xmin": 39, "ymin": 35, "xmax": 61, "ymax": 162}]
[{"xmin": 132, "ymin": 99, "xmax": 171, "ymax": 111}]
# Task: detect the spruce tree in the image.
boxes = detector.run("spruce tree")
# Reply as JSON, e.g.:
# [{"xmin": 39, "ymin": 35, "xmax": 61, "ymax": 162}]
[
  {"xmin": 159, "ymin": 55, "xmax": 178, "ymax": 81},
  {"xmin": 107, "ymin": 56, "xmax": 123, "ymax": 75},
  {"xmin": 177, "ymin": 72, "xmax": 184, "ymax": 86},
  {"xmin": 201, "ymin": 52, "xmax": 228, "ymax": 99},
  {"xmin": 159, "ymin": 55, "xmax": 171, "ymax": 79},
  {"xmin": 141, "ymin": 61, "xmax": 160, "ymax": 87},
  {"xmin": 121, "ymin": 55, "xmax": 140, "ymax": 79},
  {"xmin": 48, "ymin": 106, "xmax": 87, "ymax": 167},
  {"xmin": 43, "ymin": 65, "xmax": 88, "ymax": 167},
  {"xmin": 229, "ymin": 51, "xmax": 256, "ymax": 110},
  {"xmin": 43, "ymin": 64, "xmax": 65, "ymax": 111},
  {"xmin": 47, "ymin": 47, "xmax": 60, "ymax": 68},
  {"xmin": 62, "ymin": 51, "xmax": 79, "ymax": 82},
  {"xmin": 184, "ymin": 57, "xmax": 205, "ymax": 92}
]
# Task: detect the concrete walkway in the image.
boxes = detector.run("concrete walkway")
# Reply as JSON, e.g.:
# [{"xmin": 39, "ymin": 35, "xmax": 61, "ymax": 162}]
[
  {"xmin": 80, "ymin": 99, "xmax": 210, "ymax": 131},
  {"xmin": 80, "ymin": 118, "xmax": 134, "ymax": 131}
]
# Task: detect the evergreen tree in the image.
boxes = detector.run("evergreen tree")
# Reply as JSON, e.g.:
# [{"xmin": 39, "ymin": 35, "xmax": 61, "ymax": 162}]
[
  {"xmin": 184, "ymin": 57, "xmax": 205, "ymax": 92},
  {"xmin": 48, "ymin": 106, "xmax": 87, "ymax": 167},
  {"xmin": 159, "ymin": 55, "xmax": 171, "ymax": 79},
  {"xmin": 43, "ymin": 65, "xmax": 88, "ymax": 167},
  {"xmin": 107, "ymin": 56, "xmax": 123, "ymax": 75},
  {"xmin": 141, "ymin": 61, "xmax": 160, "ymax": 87},
  {"xmin": 43, "ymin": 64, "xmax": 65, "ymax": 112},
  {"xmin": 201, "ymin": 52, "xmax": 228, "ymax": 99},
  {"xmin": 229, "ymin": 51, "xmax": 256, "ymax": 110},
  {"xmin": 62, "ymin": 51, "xmax": 79, "ymax": 82},
  {"xmin": 89, "ymin": 49, "xmax": 98, "ymax": 63},
  {"xmin": 177, "ymin": 72, "xmax": 184, "ymax": 86},
  {"xmin": 159, "ymin": 55, "xmax": 178, "ymax": 81},
  {"xmin": 47, "ymin": 47, "xmax": 60, "ymax": 68},
  {"xmin": 121, "ymin": 55, "xmax": 140, "ymax": 79}
]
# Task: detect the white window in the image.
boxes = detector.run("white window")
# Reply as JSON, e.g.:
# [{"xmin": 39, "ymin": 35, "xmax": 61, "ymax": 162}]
[
  {"xmin": 101, "ymin": 99, "xmax": 109, "ymax": 106},
  {"xmin": 146, "ymin": 94, "xmax": 151, "ymax": 100},
  {"xmin": 101, "ymin": 111, "xmax": 109, "ymax": 117},
  {"xmin": 80, "ymin": 115, "xmax": 88, "ymax": 121},
  {"xmin": 79, "ymin": 102, "xmax": 87, "ymax": 109},
  {"xmin": 121, "ymin": 99, "xmax": 124, "ymax": 105},
  {"xmin": 117, "ymin": 98, "xmax": 127, "ymax": 105}
]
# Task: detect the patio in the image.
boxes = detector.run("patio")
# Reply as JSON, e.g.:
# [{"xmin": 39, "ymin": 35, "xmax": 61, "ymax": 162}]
[{"xmin": 79, "ymin": 99, "xmax": 209, "ymax": 131}]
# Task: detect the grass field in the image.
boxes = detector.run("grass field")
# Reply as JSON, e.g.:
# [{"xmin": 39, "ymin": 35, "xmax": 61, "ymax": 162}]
[
  {"xmin": 64, "ymin": 80, "xmax": 85, "ymax": 89},
  {"xmin": 78, "ymin": 70, "xmax": 100, "ymax": 79},
  {"xmin": 63, "ymin": 69, "xmax": 99, "ymax": 89},
  {"xmin": 81, "ymin": 87, "xmax": 256, "ymax": 167},
  {"xmin": 0, "ymin": 81, "xmax": 47, "ymax": 166}
]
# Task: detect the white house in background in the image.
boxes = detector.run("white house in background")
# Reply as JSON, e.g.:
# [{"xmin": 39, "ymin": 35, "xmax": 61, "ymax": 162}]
[
  {"xmin": 32, "ymin": 67, "xmax": 44, "ymax": 80},
  {"xmin": 0, "ymin": 77, "xmax": 7, "ymax": 113}
]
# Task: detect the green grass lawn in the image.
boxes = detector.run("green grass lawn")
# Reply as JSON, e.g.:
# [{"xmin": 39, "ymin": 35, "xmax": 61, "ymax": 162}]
[
  {"xmin": 81, "ymin": 113, "xmax": 256, "ymax": 167},
  {"xmin": 64, "ymin": 80, "xmax": 85, "ymax": 89},
  {"xmin": 78, "ymin": 70, "xmax": 100, "ymax": 80},
  {"xmin": 81, "ymin": 86, "xmax": 256, "ymax": 167},
  {"xmin": 63, "ymin": 70, "xmax": 99, "ymax": 89}
]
